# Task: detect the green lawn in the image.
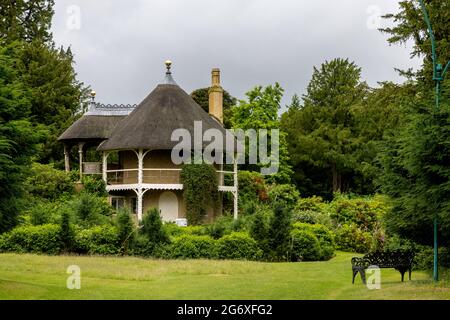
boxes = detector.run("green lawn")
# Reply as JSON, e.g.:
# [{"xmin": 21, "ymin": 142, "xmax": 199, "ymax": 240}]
[{"xmin": 0, "ymin": 252, "xmax": 449, "ymax": 300}]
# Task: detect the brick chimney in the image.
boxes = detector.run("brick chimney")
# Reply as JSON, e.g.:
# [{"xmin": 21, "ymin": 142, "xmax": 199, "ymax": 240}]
[{"xmin": 208, "ymin": 68, "xmax": 223, "ymax": 124}]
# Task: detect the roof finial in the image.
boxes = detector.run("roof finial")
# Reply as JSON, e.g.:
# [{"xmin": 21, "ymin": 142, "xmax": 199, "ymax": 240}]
[
  {"xmin": 165, "ymin": 60, "xmax": 172, "ymax": 74},
  {"xmin": 90, "ymin": 90, "xmax": 96, "ymax": 102},
  {"xmin": 163, "ymin": 59, "xmax": 177, "ymax": 85}
]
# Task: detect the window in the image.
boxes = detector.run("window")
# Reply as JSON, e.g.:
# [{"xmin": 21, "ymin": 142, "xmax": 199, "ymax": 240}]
[{"xmin": 111, "ymin": 197, "xmax": 125, "ymax": 210}]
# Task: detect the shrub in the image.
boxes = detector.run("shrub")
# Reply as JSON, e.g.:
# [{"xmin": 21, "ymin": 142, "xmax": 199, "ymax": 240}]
[
  {"xmin": 292, "ymin": 223, "xmax": 335, "ymax": 260},
  {"xmin": 267, "ymin": 184, "xmax": 300, "ymax": 209},
  {"xmin": 217, "ymin": 232, "xmax": 262, "ymax": 260},
  {"xmin": 60, "ymin": 211, "xmax": 74, "ymax": 252},
  {"xmin": 26, "ymin": 163, "xmax": 74, "ymax": 200},
  {"xmin": 334, "ymin": 224, "xmax": 372, "ymax": 253},
  {"xmin": 290, "ymin": 229, "xmax": 321, "ymax": 261},
  {"xmin": 238, "ymin": 171, "xmax": 268, "ymax": 209},
  {"xmin": 71, "ymin": 192, "xmax": 113, "ymax": 227},
  {"xmin": 162, "ymin": 234, "xmax": 217, "ymax": 259},
  {"xmin": 292, "ymin": 196, "xmax": 331, "ymax": 226},
  {"xmin": 140, "ymin": 208, "xmax": 169, "ymax": 244},
  {"xmin": 330, "ymin": 194, "xmax": 388, "ymax": 231},
  {"xmin": 74, "ymin": 225, "xmax": 119, "ymax": 255},
  {"xmin": 250, "ymin": 212, "xmax": 269, "ymax": 253},
  {"xmin": 268, "ymin": 205, "xmax": 292, "ymax": 261},
  {"xmin": 27, "ymin": 200, "xmax": 62, "ymax": 225},
  {"xmin": 0, "ymin": 224, "xmax": 61, "ymax": 254},
  {"xmin": 117, "ymin": 210, "xmax": 135, "ymax": 254},
  {"xmin": 130, "ymin": 234, "xmax": 155, "ymax": 257},
  {"xmin": 81, "ymin": 175, "xmax": 108, "ymax": 197}
]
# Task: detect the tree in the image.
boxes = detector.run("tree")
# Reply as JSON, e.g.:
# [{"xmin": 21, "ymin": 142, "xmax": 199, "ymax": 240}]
[
  {"xmin": 281, "ymin": 58, "xmax": 369, "ymax": 196},
  {"xmin": 381, "ymin": 0, "xmax": 450, "ymax": 85},
  {"xmin": 140, "ymin": 208, "xmax": 169, "ymax": 244},
  {"xmin": 190, "ymin": 87, "xmax": 236, "ymax": 128},
  {"xmin": 17, "ymin": 41, "xmax": 88, "ymax": 164},
  {"xmin": 231, "ymin": 83, "xmax": 293, "ymax": 184},
  {"xmin": 0, "ymin": 42, "xmax": 41, "ymax": 233},
  {"xmin": 0, "ymin": 0, "xmax": 55, "ymax": 43},
  {"xmin": 117, "ymin": 210, "xmax": 134, "ymax": 255},
  {"xmin": 268, "ymin": 205, "xmax": 292, "ymax": 261},
  {"xmin": 59, "ymin": 210, "xmax": 74, "ymax": 252}
]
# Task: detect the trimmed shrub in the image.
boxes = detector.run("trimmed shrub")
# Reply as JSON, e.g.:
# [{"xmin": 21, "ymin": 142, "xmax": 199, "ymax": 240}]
[
  {"xmin": 290, "ymin": 229, "xmax": 321, "ymax": 261},
  {"xmin": 0, "ymin": 224, "xmax": 61, "ymax": 254},
  {"xmin": 60, "ymin": 211, "xmax": 74, "ymax": 252},
  {"xmin": 162, "ymin": 235, "xmax": 217, "ymax": 259},
  {"xmin": 74, "ymin": 225, "xmax": 119, "ymax": 255},
  {"xmin": 292, "ymin": 223, "xmax": 335, "ymax": 260},
  {"xmin": 334, "ymin": 224, "xmax": 372, "ymax": 253},
  {"xmin": 292, "ymin": 196, "xmax": 331, "ymax": 226},
  {"xmin": 217, "ymin": 232, "xmax": 262, "ymax": 260}
]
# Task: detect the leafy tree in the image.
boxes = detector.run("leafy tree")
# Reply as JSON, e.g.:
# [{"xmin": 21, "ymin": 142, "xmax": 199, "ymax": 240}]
[
  {"xmin": 0, "ymin": 42, "xmax": 41, "ymax": 233},
  {"xmin": 190, "ymin": 87, "xmax": 237, "ymax": 128},
  {"xmin": 250, "ymin": 211, "xmax": 269, "ymax": 254},
  {"xmin": 0, "ymin": 0, "xmax": 55, "ymax": 43},
  {"xmin": 281, "ymin": 58, "xmax": 369, "ymax": 196},
  {"xmin": 231, "ymin": 83, "xmax": 293, "ymax": 184},
  {"xmin": 140, "ymin": 207, "xmax": 169, "ymax": 244}
]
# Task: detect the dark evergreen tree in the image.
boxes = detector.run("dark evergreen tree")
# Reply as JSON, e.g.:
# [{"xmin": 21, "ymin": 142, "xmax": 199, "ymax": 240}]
[{"xmin": 268, "ymin": 205, "xmax": 292, "ymax": 261}]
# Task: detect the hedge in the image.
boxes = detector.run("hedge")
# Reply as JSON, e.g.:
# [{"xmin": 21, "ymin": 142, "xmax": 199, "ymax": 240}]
[
  {"xmin": 0, "ymin": 224, "xmax": 61, "ymax": 254},
  {"xmin": 217, "ymin": 232, "xmax": 262, "ymax": 260}
]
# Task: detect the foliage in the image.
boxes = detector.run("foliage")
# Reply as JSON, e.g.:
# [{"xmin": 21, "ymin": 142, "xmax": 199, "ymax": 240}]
[
  {"xmin": 81, "ymin": 175, "xmax": 107, "ymax": 197},
  {"xmin": 381, "ymin": 0, "xmax": 450, "ymax": 83},
  {"xmin": 334, "ymin": 224, "xmax": 372, "ymax": 253},
  {"xmin": 217, "ymin": 232, "xmax": 262, "ymax": 261},
  {"xmin": 26, "ymin": 199, "xmax": 61, "ymax": 225},
  {"xmin": 231, "ymin": 83, "xmax": 293, "ymax": 184},
  {"xmin": 140, "ymin": 208, "xmax": 169, "ymax": 244},
  {"xmin": 190, "ymin": 87, "xmax": 237, "ymax": 128},
  {"xmin": 161, "ymin": 234, "xmax": 217, "ymax": 259},
  {"xmin": 268, "ymin": 205, "xmax": 292, "ymax": 261},
  {"xmin": 267, "ymin": 184, "xmax": 300, "ymax": 210},
  {"xmin": 281, "ymin": 58, "xmax": 374, "ymax": 196},
  {"xmin": 59, "ymin": 210, "xmax": 74, "ymax": 252},
  {"xmin": 291, "ymin": 223, "xmax": 335, "ymax": 261},
  {"xmin": 0, "ymin": 0, "xmax": 55, "ymax": 43},
  {"xmin": 73, "ymin": 225, "xmax": 119, "ymax": 255},
  {"xmin": 0, "ymin": 224, "xmax": 61, "ymax": 254},
  {"xmin": 180, "ymin": 164, "xmax": 219, "ymax": 225},
  {"xmin": 26, "ymin": 163, "xmax": 74, "ymax": 200},
  {"xmin": 379, "ymin": 94, "xmax": 450, "ymax": 246},
  {"xmin": 70, "ymin": 192, "xmax": 113, "ymax": 227},
  {"xmin": 237, "ymin": 171, "xmax": 268, "ymax": 212},
  {"xmin": 292, "ymin": 196, "xmax": 331, "ymax": 226},
  {"xmin": 329, "ymin": 194, "xmax": 387, "ymax": 231},
  {"xmin": 290, "ymin": 229, "xmax": 322, "ymax": 262},
  {"xmin": 0, "ymin": 42, "xmax": 42, "ymax": 233},
  {"xmin": 116, "ymin": 210, "xmax": 135, "ymax": 255},
  {"xmin": 250, "ymin": 211, "xmax": 270, "ymax": 253}
]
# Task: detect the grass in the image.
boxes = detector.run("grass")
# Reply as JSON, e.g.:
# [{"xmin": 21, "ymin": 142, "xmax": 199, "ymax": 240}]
[{"xmin": 0, "ymin": 251, "xmax": 449, "ymax": 300}]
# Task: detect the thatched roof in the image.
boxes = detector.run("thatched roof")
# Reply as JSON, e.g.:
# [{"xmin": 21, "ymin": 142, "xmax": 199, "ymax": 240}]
[
  {"xmin": 97, "ymin": 84, "xmax": 232, "ymax": 151},
  {"xmin": 58, "ymin": 115, "xmax": 126, "ymax": 142}
]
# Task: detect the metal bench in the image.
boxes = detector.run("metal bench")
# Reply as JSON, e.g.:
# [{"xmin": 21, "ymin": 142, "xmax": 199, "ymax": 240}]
[{"xmin": 351, "ymin": 250, "xmax": 414, "ymax": 284}]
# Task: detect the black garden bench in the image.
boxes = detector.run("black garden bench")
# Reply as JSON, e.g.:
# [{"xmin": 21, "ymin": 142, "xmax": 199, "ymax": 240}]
[{"xmin": 351, "ymin": 250, "xmax": 415, "ymax": 284}]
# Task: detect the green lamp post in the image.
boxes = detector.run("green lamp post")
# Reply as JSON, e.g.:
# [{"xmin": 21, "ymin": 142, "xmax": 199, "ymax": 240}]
[{"xmin": 418, "ymin": 0, "xmax": 450, "ymax": 282}]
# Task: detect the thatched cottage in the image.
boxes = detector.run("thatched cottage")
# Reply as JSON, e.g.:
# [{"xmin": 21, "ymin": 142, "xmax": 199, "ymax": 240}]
[{"xmin": 58, "ymin": 61, "xmax": 238, "ymax": 223}]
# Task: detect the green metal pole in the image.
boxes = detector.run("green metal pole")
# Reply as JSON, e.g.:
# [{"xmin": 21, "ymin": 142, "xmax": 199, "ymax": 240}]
[{"xmin": 419, "ymin": 0, "xmax": 439, "ymax": 282}]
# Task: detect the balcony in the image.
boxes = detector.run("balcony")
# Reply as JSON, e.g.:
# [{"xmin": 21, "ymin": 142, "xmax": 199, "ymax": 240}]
[{"xmin": 105, "ymin": 168, "xmax": 235, "ymax": 192}]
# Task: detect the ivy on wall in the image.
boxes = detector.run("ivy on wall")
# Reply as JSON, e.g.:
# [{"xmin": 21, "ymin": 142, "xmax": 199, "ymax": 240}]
[{"xmin": 180, "ymin": 164, "xmax": 219, "ymax": 225}]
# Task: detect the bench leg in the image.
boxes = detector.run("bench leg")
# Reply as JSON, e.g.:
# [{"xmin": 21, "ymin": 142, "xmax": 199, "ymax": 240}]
[
  {"xmin": 352, "ymin": 268, "xmax": 366, "ymax": 284},
  {"xmin": 360, "ymin": 270, "xmax": 366, "ymax": 284},
  {"xmin": 352, "ymin": 269, "xmax": 357, "ymax": 284}
]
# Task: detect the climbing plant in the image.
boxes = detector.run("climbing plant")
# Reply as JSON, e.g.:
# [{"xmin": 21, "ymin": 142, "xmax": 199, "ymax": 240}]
[{"xmin": 180, "ymin": 164, "xmax": 219, "ymax": 225}]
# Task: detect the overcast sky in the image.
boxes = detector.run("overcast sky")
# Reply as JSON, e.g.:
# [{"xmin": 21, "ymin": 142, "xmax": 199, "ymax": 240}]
[{"xmin": 51, "ymin": 0, "xmax": 421, "ymax": 109}]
